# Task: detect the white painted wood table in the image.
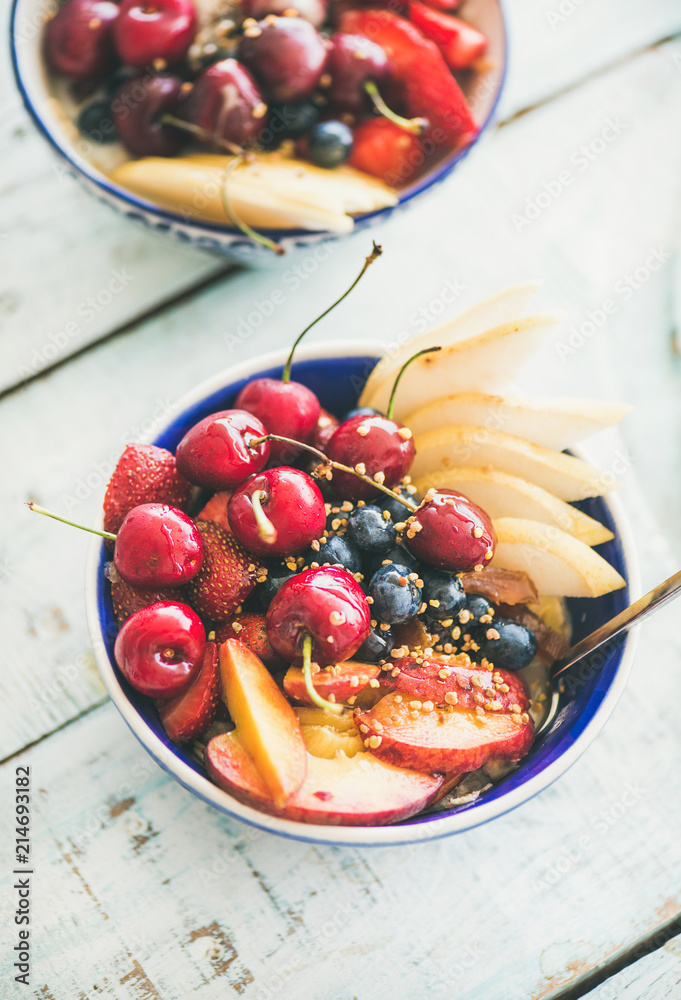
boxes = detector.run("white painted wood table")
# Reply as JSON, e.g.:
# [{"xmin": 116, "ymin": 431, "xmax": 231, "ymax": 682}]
[{"xmin": 3, "ymin": 2, "xmax": 681, "ymax": 997}]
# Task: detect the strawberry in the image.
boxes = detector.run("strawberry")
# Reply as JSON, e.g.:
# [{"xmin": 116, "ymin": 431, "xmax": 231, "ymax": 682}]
[
  {"xmin": 350, "ymin": 118, "xmax": 425, "ymax": 185},
  {"xmin": 185, "ymin": 520, "xmax": 259, "ymax": 621},
  {"xmin": 103, "ymin": 443, "xmax": 193, "ymax": 534},
  {"xmin": 408, "ymin": 2, "xmax": 487, "ymax": 70},
  {"xmin": 214, "ymin": 612, "xmax": 283, "ymax": 670},
  {"xmin": 196, "ymin": 491, "xmax": 233, "ymax": 533},
  {"xmin": 338, "ymin": 9, "xmax": 477, "ymax": 145},
  {"xmin": 157, "ymin": 641, "xmax": 219, "ymax": 742},
  {"xmin": 107, "ymin": 563, "xmax": 181, "ymax": 624}
]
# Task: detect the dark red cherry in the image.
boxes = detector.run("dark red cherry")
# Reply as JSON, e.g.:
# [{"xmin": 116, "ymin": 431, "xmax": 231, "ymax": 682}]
[
  {"xmin": 326, "ymin": 33, "xmax": 389, "ymax": 114},
  {"xmin": 114, "ymin": 503, "xmax": 204, "ymax": 587},
  {"xmin": 228, "ymin": 467, "xmax": 326, "ymax": 557},
  {"xmin": 406, "ymin": 489, "xmax": 496, "ymax": 572},
  {"xmin": 113, "ymin": 0, "xmax": 196, "ymax": 69},
  {"xmin": 325, "ymin": 414, "xmax": 415, "ymax": 500},
  {"xmin": 235, "ymin": 379, "xmax": 320, "ymax": 465},
  {"xmin": 238, "ymin": 16, "xmax": 329, "ymax": 103},
  {"xmin": 181, "ymin": 59, "xmax": 268, "ymax": 149},
  {"xmin": 114, "ymin": 600, "xmax": 205, "ymax": 698},
  {"xmin": 265, "ymin": 565, "xmax": 370, "ymax": 667},
  {"xmin": 112, "ymin": 75, "xmax": 184, "ymax": 156},
  {"xmin": 175, "ymin": 409, "xmax": 270, "ymax": 490},
  {"xmin": 45, "ymin": 0, "xmax": 119, "ymax": 81},
  {"xmin": 241, "ymin": 0, "xmax": 328, "ymax": 27},
  {"xmin": 312, "ymin": 408, "xmax": 340, "ymax": 450}
]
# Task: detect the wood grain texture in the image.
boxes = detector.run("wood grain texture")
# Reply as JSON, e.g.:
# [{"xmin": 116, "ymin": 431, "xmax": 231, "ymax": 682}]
[{"xmin": 581, "ymin": 934, "xmax": 681, "ymax": 999}]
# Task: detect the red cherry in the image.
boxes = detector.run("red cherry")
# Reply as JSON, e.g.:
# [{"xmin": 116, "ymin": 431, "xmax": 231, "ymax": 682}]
[
  {"xmin": 113, "ymin": 0, "xmax": 196, "ymax": 69},
  {"xmin": 265, "ymin": 565, "xmax": 370, "ymax": 667},
  {"xmin": 238, "ymin": 16, "xmax": 329, "ymax": 104},
  {"xmin": 112, "ymin": 75, "xmax": 184, "ymax": 157},
  {"xmin": 327, "ymin": 33, "xmax": 390, "ymax": 114},
  {"xmin": 114, "ymin": 502, "xmax": 204, "ymax": 587},
  {"xmin": 406, "ymin": 489, "xmax": 496, "ymax": 572},
  {"xmin": 175, "ymin": 409, "xmax": 270, "ymax": 490},
  {"xmin": 312, "ymin": 408, "xmax": 340, "ymax": 450},
  {"xmin": 241, "ymin": 0, "xmax": 328, "ymax": 27},
  {"xmin": 114, "ymin": 600, "xmax": 206, "ymax": 698},
  {"xmin": 228, "ymin": 467, "xmax": 326, "ymax": 557},
  {"xmin": 325, "ymin": 414, "xmax": 415, "ymax": 500},
  {"xmin": 235, "ymin": 379, "xmax": 320, "ymax": 465},
  {"xmin": 45, "ymin": 0, "xmax": 119, "ymax": 81},
  {"xmin": 181, "ymin": 59, "xmax": 269, "ymax": 149}
]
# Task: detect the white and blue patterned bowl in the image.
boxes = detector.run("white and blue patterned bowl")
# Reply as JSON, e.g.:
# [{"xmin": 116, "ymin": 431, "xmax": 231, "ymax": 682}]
[
  {"xmin": 11, "ymin": 0, "xmax": 507, "ymax": 263},
  {"xmin": 85, "ymin": 342, "xmax": 639, "ymax": 846}
]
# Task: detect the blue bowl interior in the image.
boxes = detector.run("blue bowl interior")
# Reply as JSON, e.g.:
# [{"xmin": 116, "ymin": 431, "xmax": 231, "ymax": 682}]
[{"xmin": 96, "ymin": 353, "xmax": 629, "ymax": 827}]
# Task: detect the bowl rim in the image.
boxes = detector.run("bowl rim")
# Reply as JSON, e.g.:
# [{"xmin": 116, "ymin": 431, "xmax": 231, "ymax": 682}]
[
  {"xmin": 84, "ymin": 338, "xmax": 640, "ymax": 846},
  {"xmin": 10, "ymin": 0, "xmax": 508, "ymax": 243}
]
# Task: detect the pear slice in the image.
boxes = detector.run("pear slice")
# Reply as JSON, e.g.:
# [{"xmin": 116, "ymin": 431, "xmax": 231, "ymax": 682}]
[
  {"xmin": 404, "ymin": 393, "xmax": 633, "ymax": 450},
  {"xmin": 491, "ymin": 518, "xmax": 626, "ymax": 597},
  {"xmin": 363, "ymin": 314, "xmax": 562, "ymax": 419},
  {"xmin": 410, "ymin": 425, "xmax": 614, "ymax": 501},
  {"xmin": 358, "ymin": 280, "xmax": 542, "ymax": 406},
  {"xmin": 413, "ymin": 467, "xmax": 613, "ymax": 546}
]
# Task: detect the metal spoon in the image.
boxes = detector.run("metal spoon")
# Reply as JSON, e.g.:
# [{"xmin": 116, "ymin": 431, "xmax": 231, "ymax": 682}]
[{"xmin": 535, "ymin": 569, "xmax": 681, "ymax": 736}]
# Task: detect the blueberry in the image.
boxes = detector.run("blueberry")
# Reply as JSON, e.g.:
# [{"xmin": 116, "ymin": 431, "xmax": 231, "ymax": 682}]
[
  {"xmin": 269, "ymin": 100, "xmax": 320, "ymax": 139},
  {"xmin": 346, "ymin": 505, "xmax": 396, "ymax": 553},
  {"xmin": 308, "ymin": 120, "xmax": 353, "ymax": 168},
  {"xmin": 421, "ymin": 570, "xmax": 465, "ymax": 621},
  {"xmin": 463, "ymin": 593, "xmax": 494, "ymax": 624},
  {"xmin": 325, "ymin": 504, "xmax": 355, "ymax": 534},
  {"xmin": 343, "ymin": 406, "xmax": 383, "ymax": 421},
  {"xmin": 256, "ymin": 562, "xmax": 298, "ymax": 610},
  {"xmin": 356, "ymin": 622, "xmax": 394, "ymax": 662},
  {"xmin": 304, "ymin": 534, "xmax": 362, "ymax": 574},
  {"xmin": 77, "ymin": 100, "xmax": 117, "ymax": 143},
  {"xmin": 474, "ymin": 617, "xmax": 537, "ymax": 671},
  {"xmin": 364, "ymin": 542, "xmax": 419, "ymax": 579},
  {"xmin": 105, "ymin": 67, "xmax": 137, "ymax": 100},
  {"xmin": 369, "ymin": 563, "xmax": 421, "ymax": 624}
]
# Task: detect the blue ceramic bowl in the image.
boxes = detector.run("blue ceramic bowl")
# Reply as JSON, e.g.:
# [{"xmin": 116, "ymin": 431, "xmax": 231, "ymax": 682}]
[
  {"xmin": 85, "ymin": 341, "xmax": 639, "ymax": 845},
  {"xmin": 11, "ymin": 0, "xmax": 506, "ymax": 263}
]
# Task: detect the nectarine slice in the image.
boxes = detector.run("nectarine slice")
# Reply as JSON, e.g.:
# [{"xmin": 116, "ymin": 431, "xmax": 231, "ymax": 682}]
[
  {"xmin": 284, "ymin": 659, "xmax": 380, "ymax": 705},
  {"xmin": 380, "ymin": 657, "xmax": 529, "ymax": 713}
]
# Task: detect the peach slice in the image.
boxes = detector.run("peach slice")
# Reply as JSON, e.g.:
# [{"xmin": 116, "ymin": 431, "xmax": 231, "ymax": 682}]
[
  {"xmin": 218, "ymin": 638, "xmax": 306, "ymax": 807},
  {"xmin": 380, "ymin": 657, "xmax": 530, "ymax": 713},
  {"xmin": 283, "ymin": 659, "xmax": 380, "ymax": 705},
  {"xmin": 206, "ymin": 732, "xmax": 443, "ymax": 826},
  {"xmin": 354, "ymin": 693, "xmax": 534, "ymax": 772}
]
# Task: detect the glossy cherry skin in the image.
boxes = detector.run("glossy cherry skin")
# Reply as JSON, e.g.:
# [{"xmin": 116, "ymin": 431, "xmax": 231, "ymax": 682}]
[
  {"xmin": 228, "ymin": 467, "xmax": 326, "ymax": 557},
  {"xmin": 241, "ymin": 0, "xmax": 328, "ymax": 27},
  {"xmin": 175, "ymin": 409, "xmax": 270, "ymax": 490},
  {"xmin": 406, "ymin": 489, "xmax": 496, "ymax": 572},
  {"xmin": 112, "ymin": 75, "xmax": 184, "ymax": 156},
  {"xmin": 114, "ymin": 503, "xmax": 204, "ymax": 587},
  {"xmin": 238, "ymin": 16, "xmax": 329, "ymax": 104},
  {"xmin": 327, "ymin": 33, "xmax": 390, "ymax": 114},
  {"xmin": 45, "ymin": 0, "xmax": 119, "ymax": 81},
  {"xmin": 266, "ymin": 565, "xmax": 370, "ymax": 667},
  {"xmin": 235, "ymin": 379, "xmax": 320, "ymax": 465},
  {"xmin": 325, "ymin": 414, "xmax": 415, "ymax": 500},
  {"xmin": 113, "ymin": 0, "xmax": 197, "ymax": 69},
  {"xmin": 114, "ymin": 600, "xmax": 205, "ymax": 698},
  {"xmin": 181, "ymin": 59, "xmax": 268, "ymax": 149}
]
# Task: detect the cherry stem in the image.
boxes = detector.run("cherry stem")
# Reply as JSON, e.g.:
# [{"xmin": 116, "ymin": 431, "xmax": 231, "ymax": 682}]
[
  {"xmin": 364, "ymin": 80, "xmax": 429, "ymax": 136},
  {"xmin": 386, "ymin": 346, "xmax": 442, "ymax": 420},
  {"xmin": 301, "ymin": 633, "xmax": 343, "ymax": 715},
  {"xmin": 251, "ymin": 490, "xmax": 278, "ymax": 545},
  {"xmin": 26, "ymin": 501, "xmax": 117, "ymax": 541},
  {"xmin": 281, "ymin": 242, "xmax": 383, "ymax": 382},
  {"xmin": 160, "ymin": 113, "xmax": 246, "ymax": 157},
  {"xmin": 247, "ymin": 434, "xmax": 418, "ymax": 510},
  {"xmin": 221, "ymin": 159, "xmax": 286, "ymax": 256}
]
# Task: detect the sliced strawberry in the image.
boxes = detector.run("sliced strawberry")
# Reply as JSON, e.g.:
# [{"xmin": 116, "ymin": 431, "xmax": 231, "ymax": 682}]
[
  {"xmin": 339, "ymin": 8, "xmax": 477, "ymax": 144},
  {"xmin": 157, "ymin": 641, "xmax": 219, "ymax": 742},
  {"xmin": 214, "ymin": 612, "xmax": 283, "ymax": 670},
  {"xmin": 350, "ymin": 118, "xmax": 425, "ymax": 185},
  {"xmin": 197, "ymin": 491, "xmax": 233, "ymax": 534},
  {"xmin": 408, "ymin": 2, "xmax": 487, "ymax": 70},
  {"xmin": 107, "ymin": 563, "xmax": 181, "ymax": 624},
  {"xmin": 186, "ymin": 520, "xmax": 259, "ymax": 621},
  {"xmin": 103, "ymin": 443, "xmax": 193, "ymax": 534}
]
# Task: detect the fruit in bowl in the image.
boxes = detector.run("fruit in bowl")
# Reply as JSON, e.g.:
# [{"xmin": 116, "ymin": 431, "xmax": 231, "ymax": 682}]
[
  {"xmin": 13, "ymin": 0, "xmax": 505, "ymax": 256},
  {"xmin": 36, "ymin": 262, "xmax": 633, "ymax": 843}
]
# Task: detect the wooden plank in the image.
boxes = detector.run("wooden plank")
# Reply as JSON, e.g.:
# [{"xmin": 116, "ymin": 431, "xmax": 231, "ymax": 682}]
[
  {"xmin": 581, "ymin": 934, "xmax": 681, "ymax": 999},
  {"xmin": 2, "ymin": 0, "xmax": 680, "ymax": 393}
]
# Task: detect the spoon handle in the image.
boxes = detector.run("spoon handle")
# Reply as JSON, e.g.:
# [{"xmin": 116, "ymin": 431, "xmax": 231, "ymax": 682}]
[{"xmin": 551, "ymin": 570, "xmax": 681, "ymax": 680}]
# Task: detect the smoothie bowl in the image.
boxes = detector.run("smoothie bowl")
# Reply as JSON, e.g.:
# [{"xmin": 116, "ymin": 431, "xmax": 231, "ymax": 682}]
[
  {"xmin": 78, "ymin": 281, "xmax": 638, "ymax": 846},
  {"xmin": 12, "ymin": 0, "xmax": 506, "ymax": 261}
]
